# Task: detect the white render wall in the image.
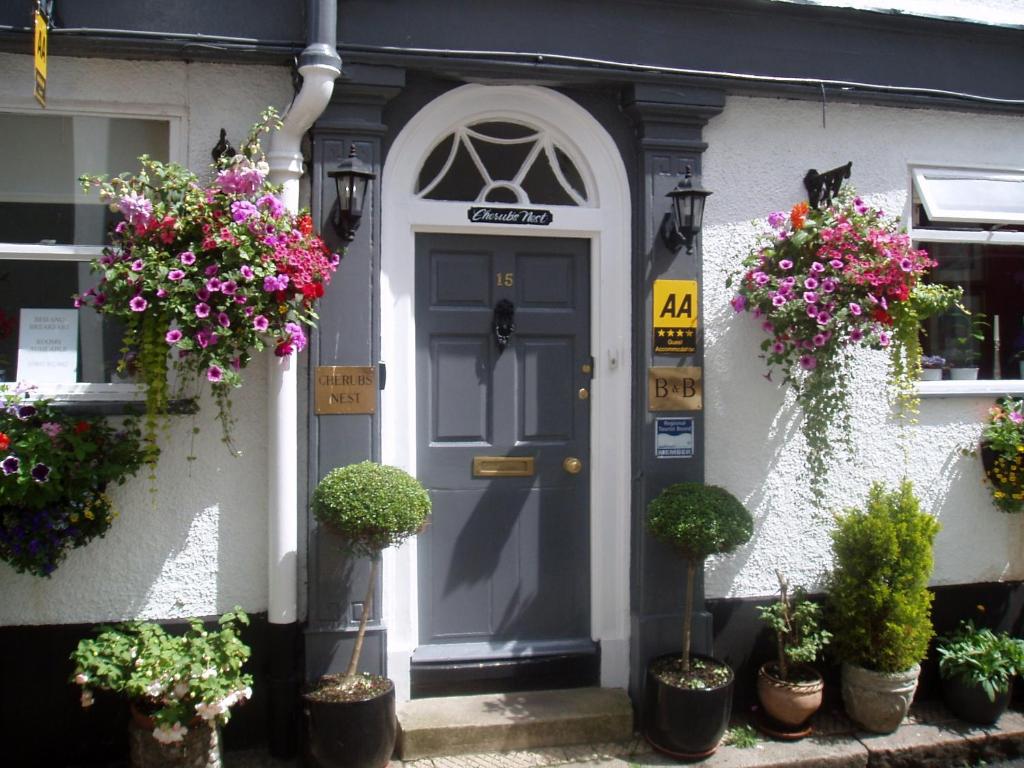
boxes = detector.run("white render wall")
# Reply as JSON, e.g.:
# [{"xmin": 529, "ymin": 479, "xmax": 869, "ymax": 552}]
[
  {"xmin": 701, "ymin": 95, "xmax": 1024, "ymax": 599},
  {"xmin": 0, "ymin": 53, "xmax": 294, "ymax": 625}
]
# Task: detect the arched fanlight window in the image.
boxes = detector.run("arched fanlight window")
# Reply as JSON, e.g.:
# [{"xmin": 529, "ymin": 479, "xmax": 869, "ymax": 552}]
[{"xmin": 416, "ymin": 121, "xmax": 590, "ymax": 206}]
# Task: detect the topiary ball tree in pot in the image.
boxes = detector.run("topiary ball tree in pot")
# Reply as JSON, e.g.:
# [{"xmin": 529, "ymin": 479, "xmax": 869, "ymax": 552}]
[
  {"xmin": 643, "ymin": 482, "xmax": 753, "ymax": 759},
  {"xmin": 304, "ymin": 461, "xmax": 431, "ymax": 768},
  {"xmin": 826, "ymin": 480, "xmax": 939, "ymax": 734}
]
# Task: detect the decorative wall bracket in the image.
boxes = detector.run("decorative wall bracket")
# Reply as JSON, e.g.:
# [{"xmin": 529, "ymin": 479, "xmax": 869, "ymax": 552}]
[
  {"xmin": 492, "ymin": 299, "xmax": 516, "ymax": 352},
  {"xmin": 804, "ymin": 161, "xmax": 852, "ymax": 209}
]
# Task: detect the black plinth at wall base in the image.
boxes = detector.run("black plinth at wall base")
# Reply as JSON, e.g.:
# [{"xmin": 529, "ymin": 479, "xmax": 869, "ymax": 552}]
[{"xmin": 410, "ymin": 650, "xmax": 600, "ymax": 699}]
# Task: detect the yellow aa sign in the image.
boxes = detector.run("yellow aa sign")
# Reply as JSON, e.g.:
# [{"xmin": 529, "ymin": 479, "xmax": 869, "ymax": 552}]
[{"xmin": 652, "ymin": 279, "xmax": 698, "ymax": 354}]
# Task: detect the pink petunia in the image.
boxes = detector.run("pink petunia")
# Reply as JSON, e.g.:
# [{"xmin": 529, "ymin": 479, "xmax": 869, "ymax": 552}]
[
  {"xmin": 165, "ymin": 329, "xmax": 183, "ymax": 344},
  {"xmin": 195, "ymin": 302, "xmax": 211, "ymax": 318}
]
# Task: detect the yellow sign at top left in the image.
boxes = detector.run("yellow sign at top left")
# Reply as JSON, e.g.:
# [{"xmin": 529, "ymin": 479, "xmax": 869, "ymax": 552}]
[{"xmin": 34, "ymin": 10, "xmax": 47, "ymax": 107}]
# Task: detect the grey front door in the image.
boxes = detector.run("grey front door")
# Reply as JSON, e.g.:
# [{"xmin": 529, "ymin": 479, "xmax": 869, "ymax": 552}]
[{"xmin": 415, "ymin": 233, "xmax": 591, "ymax": 661}]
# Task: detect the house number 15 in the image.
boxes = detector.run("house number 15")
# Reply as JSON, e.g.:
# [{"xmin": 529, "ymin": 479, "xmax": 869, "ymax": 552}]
[{"xmin": 496, "ymin": 272, "xmax": 514, "ymax": 287}]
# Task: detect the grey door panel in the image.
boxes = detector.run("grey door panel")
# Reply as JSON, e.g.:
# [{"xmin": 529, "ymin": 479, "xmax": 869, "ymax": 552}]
[{"xmin": 416, "ymin": 233, "xmax": 591, "ymax": 657}]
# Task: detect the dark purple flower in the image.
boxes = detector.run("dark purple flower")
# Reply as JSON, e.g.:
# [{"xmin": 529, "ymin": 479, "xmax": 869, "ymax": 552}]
[
  {"xmin": 2, "ymin": 455, "xmax": 19, "ymax": 475},
  {"xmin": 30, "ymin": 463, "xmax": 50, "ymax": 483}
]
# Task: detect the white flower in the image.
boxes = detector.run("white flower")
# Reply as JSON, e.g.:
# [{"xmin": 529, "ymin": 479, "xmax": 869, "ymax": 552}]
[
  {"xmin": 200, "ymin": 667, "xmax": 217, "ymax": 680},
  {"xmin": 152, "ymin": 722, "xmax": 188, "ymax": 744},
  {"xmin": 80, "ymin": 689, "xmax": 94, "ymax": 708},
  {"xmin": 238, "ymin": 686, "xmax": 252, "ymax": 702},
  {"xmin": 145, "ymin": 681, "xmax": 164, "ymax": 698},
  {"xmin": 195, "ymin": 700, "xmax": 225, "ymax": 721},
  {"xmin": 74, "ymin": 673, "xmax": 89, "ymax": 686}
]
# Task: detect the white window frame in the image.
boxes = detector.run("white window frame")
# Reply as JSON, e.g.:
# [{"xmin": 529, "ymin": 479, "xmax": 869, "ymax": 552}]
[
  {"xmin": 0, "ymin": 103, "xmax": 186, "ymax": 401},
  {"xmin": 909, "ymin": 163, "xmax": 1024, "ymax": 397}
]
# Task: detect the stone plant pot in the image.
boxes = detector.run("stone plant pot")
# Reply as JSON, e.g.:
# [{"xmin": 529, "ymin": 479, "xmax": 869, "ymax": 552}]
[
  {"xmin": 643, "ymin": 653, "xmax": 735, "ymax": 759},
  {"xmin": 128, "ymin": 705, "xmax": 221, "ymax": 768},
  {"xmin": 756, "ymin": 663, "xmax": 824, "ymax": 732},
  {"xmin": 918, "ymin": 368, "xmax": 943, "ymax": 381},
  {"xmin": 841, "ymin": 662, "xmax": 920, "ymax": 734},
  {"xmin": 942, "ymin": 675, "xmax": 1012, "ymax": 726}
]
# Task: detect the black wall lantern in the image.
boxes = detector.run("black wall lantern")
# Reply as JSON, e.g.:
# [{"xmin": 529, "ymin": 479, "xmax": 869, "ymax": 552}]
[
  {"xmin": 328, "ymin": 146, "xmax": 377, "ymax": 243},
  {"xmin": 660, "ymin": 167, "xmax": 712, "ymax": 254}
]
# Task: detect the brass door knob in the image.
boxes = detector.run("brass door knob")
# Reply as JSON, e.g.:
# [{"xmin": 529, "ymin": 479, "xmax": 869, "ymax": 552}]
[{"xmin": 562, "ymin": 457, "xmax": 583, "ymax": 475}]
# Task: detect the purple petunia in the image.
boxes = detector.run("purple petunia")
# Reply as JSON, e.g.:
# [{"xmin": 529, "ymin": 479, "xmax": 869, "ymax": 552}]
[
  {"xmin": 231, "ymin": 200, "xmax": 259, "ymax": 223},
  {"xmin": 849, "ymin": 302, "xmax": 862, "ymax": 316},
  {"xmin": 207, "ymin": 365, "xmax": 224, "ymax": 383},
  {"xmin": 15, "ymin": 404, "xmax": 37, "ymax": 420},
  {"xmin": 206, "ymin": 278, "xmax": 222, "ymax": 293},
  {"xmin": 217, "ymin": 312, "xmax": 231, "ymax": 328},
  {"xmin": 131, "ymin": 259, "xmax": 145, "ymax": 272},
  {"xmin": 239, "ymin": 265, "xmax": 254, "ymax": 281},
  {"xmin": 263, "ymin": 274, "xmax": 289, "ymax": 292},
  {"xmin": 220, "ymin": 280, "xmax": 238, "ymax": 296},
  {"xmin": 799, "ymin": 355, "xmax": 817, "ymax": 371},
  {"xmin": 284, "ymin": 322, "xmax": 307, "ymax": 352},
  {"xmin": 778, "ymin": 259, "xmax": 794, "ymax": 271},
  {"xmin": 204, "ymin": 265, "xmax": 219, "ymax": 278},
  {"xmin": 168, "ymin": 269, "xmax": 185, "ymax": 281},
  {"xmin": 257, "ymin": 193, "xmax": 285, "ymax": 218},
  {"xmin": 771, "ymin": 294, "xmax": 787, "ymax": 308},
  {"xmin": 804, "ymin": 276, "xmax": 819, "ymax": 290},
  {"xmin": 30, "ymin": 463, "xmax": 50, "ymax": 483},
  {"xmin": 180, "ymin": 251, "xmax": 196, "ymax": 265},
  {"xmin": 771, "ymin": 341, "xmax": 786, "ymax": 355},
  {"xmin": 2, "ymin": 455, "xmax": 19, "ymax": 475},
  {"xmin": 195, "ymin": 302, "xmax": 211, "ymax": 319},
  {"xmin": 849, "ymin": 328, "xmax": 864, "ymax": 342},
  {"xmin": 730, "ymin": 295, "xmax": 746, "ymax": 313},
  {"xmin": 165, "ymin": 329, "xmax": 183, "ymax": 344},
  {"xmin": 253, "ymin": 314, "xmax": 269, "ymax": 332},
  {"xmin": 129, "ymin": 296, "xmax": 148, "ymax": 312},
  {"xmin": 117, "ymin": 191, "xmax": 153, "ymax": 228},
  {"xmin": 803, "ymin": 291, "xmax": 818, "ymax": 304}
]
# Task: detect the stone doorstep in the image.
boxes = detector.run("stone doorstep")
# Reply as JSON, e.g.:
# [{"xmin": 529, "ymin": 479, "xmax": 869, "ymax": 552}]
[
  {"xmin": 396, "ymin": 688, "xmax": 635, "ymax": 760},
  {"xmin": 390, "ymin": 701, "xmax": 1024, "ymax": 768}
]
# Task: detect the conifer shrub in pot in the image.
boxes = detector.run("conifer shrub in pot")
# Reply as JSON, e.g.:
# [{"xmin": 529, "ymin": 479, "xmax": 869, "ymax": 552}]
[
  {"xmin": 755, "ymin": 571, "xmax": 831, "ymax": 735},
  {"xmin": 936, "ymin": 620, "xmax": 1024, "ymax": 725},
  {"xmin": 826, "ymin": 480, "xmax": 939, "ymax": 734},
  {"xmin": 643, "ymin": 483, "xmax": 753, "ymax": 759},
  {"xmin": 304, "ymin": 461, "xmax": 431, "ymax": 768}
]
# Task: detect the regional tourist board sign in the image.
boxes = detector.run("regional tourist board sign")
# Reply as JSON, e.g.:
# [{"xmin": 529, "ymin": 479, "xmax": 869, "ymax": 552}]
[{"xmin": 467, "ymin": 207, "xmax": 553, "ymax": 226}]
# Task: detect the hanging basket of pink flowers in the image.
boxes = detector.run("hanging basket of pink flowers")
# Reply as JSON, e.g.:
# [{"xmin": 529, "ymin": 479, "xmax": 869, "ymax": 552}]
[
  {"xmin": 76, "ymin": 109, "xmax": 339, "ymax": 458},
  {"xmin": 727, "ymin": 188, "xmax": 957, "ymax": 502}
]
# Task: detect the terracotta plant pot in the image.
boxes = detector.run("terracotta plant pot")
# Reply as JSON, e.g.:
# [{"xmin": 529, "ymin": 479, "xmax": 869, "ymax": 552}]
[
  {"xmin": 642, "ymin": 653, "xmax": 734, "ymax": 759},
  {"xmin": 756, "ymin": 663, "xmax": 824, "ymax": 732},
  {"xmin": 841, "ymin": 662, "xmax": 920, "ymax": 734},
  {"xmin": 304, "ymin": 680, "xmax": 397, "ymax": 768},
  {"xmin": 942, "ymin": 675, "xmax": 1012, "ymax": 726}
]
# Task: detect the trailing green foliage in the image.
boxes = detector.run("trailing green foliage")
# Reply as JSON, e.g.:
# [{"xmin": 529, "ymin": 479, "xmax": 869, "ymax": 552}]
[
  {"xmin": 312, "ymin": 461, "xmax": 431, "ymax": 558},
  {"xmin": 647, "ymin": 483, "xmax": 753, "ymax": 561},
  {"xmin": 937, "ymin": 621, "xmax": 1024, "ymax": 702},
  {"xmin": 826, "ymin": 480, "xmax": 939, "ymax": 673}
]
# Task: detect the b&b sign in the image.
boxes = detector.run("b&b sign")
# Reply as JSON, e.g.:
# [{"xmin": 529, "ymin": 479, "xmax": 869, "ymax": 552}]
[{"xmin": 652, "ymin": 279, "xmax": 698, "ymax": 354}]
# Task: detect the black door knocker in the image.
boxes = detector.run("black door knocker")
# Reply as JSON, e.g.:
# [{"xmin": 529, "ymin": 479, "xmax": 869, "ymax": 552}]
[{"xmin": 492, "ymin": 299, "xmax": 516, "ymax": 353}]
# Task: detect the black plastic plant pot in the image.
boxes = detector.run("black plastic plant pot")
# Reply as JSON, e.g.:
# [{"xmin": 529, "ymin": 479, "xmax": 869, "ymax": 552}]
[
  {"xmin": 642, "ymin": 653, "xmax": 735, "ymax": 759},
  {"xmin": 303, "ymin": 681, "xmax": 397, "ymax": 768},
  {"xmin": 942, "ymin": 675, "xmax": 1011, "ymax": 726}
]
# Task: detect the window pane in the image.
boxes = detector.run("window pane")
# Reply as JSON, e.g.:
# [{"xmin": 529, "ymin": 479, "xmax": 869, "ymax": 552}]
[
  {"xmin": 0, "ymin": 113, "xmax": 170, "ymax": 245},
  {"xmin": 920, "ymin": 242, "xmax": 1024, "ymax": 379},
  {"xmin": 0, "ymin": 261, "xmax": 125, "ymax": 384}
]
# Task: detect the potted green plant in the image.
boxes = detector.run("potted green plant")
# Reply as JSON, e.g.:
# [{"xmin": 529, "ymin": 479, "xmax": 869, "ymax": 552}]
[
  {"xmin": 304, "ymin": 461, "xmax": 431, "ymax": 768},
  {"xmin": 642, "ymin": 482, "xmax": 753, "ymax": 759},
  {"xmin": 70, "ymin": 608, "xmax": 252, "ymax": 767},
  {"xmin": 755, "ymin": 571, "xmax": 831, "ymax": 736},
  {"xmin": 936, "ymin": 620, "xmax": 1024, "ymax": 725},
  {"xmin": 980, "ymin": 396, "xmax": 1024, "ymax": 513},
  {"xmin": 919, "ymin": 355, "xmax": 946, "ymax": 381},
  {"xmin": 826, "ymin": 480, "xmax": 940, "ymax": 733},
  {"xmin": 948, "ymin": 310, "xmax": 988, "ymax": 380}
]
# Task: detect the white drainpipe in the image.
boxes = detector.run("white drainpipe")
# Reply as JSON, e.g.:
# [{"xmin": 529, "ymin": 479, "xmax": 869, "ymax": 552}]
[{"xmin": 266, "ymin": 5, "xmax": 341, "ymax": 629}]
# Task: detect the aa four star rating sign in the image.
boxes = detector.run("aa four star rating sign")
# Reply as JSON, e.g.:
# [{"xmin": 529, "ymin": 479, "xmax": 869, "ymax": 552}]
[{"xmin": 652, "ymin": 279, "xmax": 698, "ymax": 354}]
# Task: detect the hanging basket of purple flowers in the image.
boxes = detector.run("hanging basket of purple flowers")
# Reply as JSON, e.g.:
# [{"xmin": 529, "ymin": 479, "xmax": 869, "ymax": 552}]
[
  {"xmin": 76, "ymin": 108, "xmax": 340, "ymax": 458},
  {"xmin": 0, "ymin": 385, "xmax": 146, "ymax": 576}
]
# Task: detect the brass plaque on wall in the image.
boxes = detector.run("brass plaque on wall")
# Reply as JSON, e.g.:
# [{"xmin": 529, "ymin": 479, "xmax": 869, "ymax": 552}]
[
  {"xmin": 315, "ymin": 366, "xmax": 376, "ymax": 414},
  {"xmin": 648, "ymin": 367, "xmax": 702, "ymax": 411}
]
